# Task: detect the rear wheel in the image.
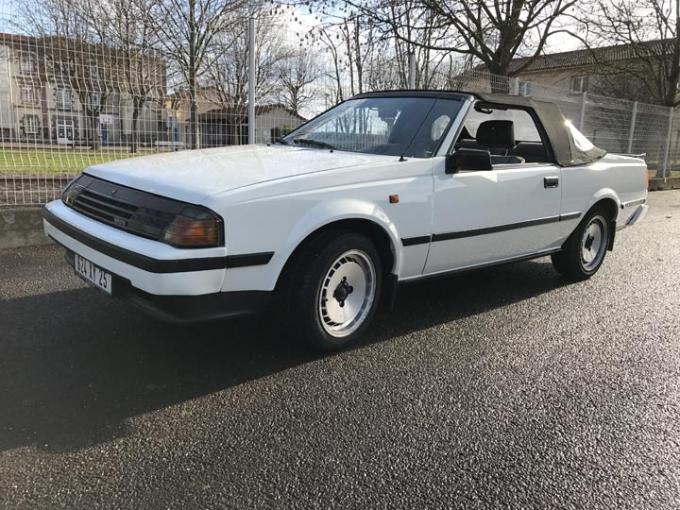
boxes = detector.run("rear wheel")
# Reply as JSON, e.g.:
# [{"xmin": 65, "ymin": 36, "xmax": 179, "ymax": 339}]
[
  {"xmin": 278, "ymin": 230, "xmax": 383, "ymax": 352},
  {"xmin": 551, "ymin": 207, "xmax": 611, "ymax": 280}
]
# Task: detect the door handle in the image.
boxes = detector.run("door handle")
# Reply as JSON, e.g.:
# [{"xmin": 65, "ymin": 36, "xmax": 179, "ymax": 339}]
[{"xmin": 544, "ymin": 176, "xmax": 559, "ymax": 188}]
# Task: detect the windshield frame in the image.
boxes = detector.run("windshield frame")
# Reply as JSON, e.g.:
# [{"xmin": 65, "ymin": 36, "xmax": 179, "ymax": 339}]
[{"xmin": 282, "ymin": 93, "xmax": 469, "ymax": 158}]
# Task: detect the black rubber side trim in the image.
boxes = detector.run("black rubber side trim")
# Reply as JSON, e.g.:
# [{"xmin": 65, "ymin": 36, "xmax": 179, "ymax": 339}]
[
  {"xmin": 401, "ymin": 212, "xmax": 581, "ymax": 245},
  {"xmin": 42, "ymin": 207, "xmax": 273, "ymax": 273},
  {"xmin": 401, "ymin": 235, "xmax": 431, "ymax": 246},
  {"xmin": 225, "ymin": 252, "xmax": 274, "ymax": 268},
  {"xmin": 432, "ymin": 215, "xmax": 561, "ymax": 242},
  {"xmin": 559, "ymin": 212, "xmax": 582, "ymax": 221}
]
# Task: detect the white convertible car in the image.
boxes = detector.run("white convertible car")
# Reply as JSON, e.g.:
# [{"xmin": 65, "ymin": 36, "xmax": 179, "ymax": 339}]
[{"xmin": 43, "ymin": 91, "xmax": 648, "ymax": 350}]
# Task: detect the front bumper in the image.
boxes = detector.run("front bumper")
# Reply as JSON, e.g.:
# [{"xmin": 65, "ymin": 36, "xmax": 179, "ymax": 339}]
[
  {"xmin": 42, "ymin": 201, "xmax": 273, "ymax": 322},
  {"xmin": 61, "ymin": 249, "xmax": 271, "ymax": 322}
]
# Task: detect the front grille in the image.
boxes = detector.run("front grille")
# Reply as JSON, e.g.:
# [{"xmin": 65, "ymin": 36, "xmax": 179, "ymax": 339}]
[{"xmin": 63, "ymin": 174, "xmax": 186, "ymax": 241}]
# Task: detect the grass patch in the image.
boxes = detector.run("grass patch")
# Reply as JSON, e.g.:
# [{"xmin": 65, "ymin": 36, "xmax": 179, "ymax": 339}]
[{"xmin": 0, "ymin": 148, "xmax": 156, "ymax": 175}]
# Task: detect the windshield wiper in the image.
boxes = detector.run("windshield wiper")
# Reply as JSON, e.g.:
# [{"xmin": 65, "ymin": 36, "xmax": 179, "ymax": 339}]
[
  {"xmin": 292, "ymin": 137, "xmax": 336, "ymax": 150},
  {"xmin": 273, "ymin": 137, "xmax": 289, "ymax": 145}
]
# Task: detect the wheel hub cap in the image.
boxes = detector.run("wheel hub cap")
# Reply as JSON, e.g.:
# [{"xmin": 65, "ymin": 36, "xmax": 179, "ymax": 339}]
[
  {"xmin": 581, "ymin": 216, "xmax": 607, "ymax": 271},
  {"xmin": 332, "ymin": 277, "xmax": 354, "ymax": 306},
  {"xmin": 319, "ymin": 250, "xmax": 376, "ymax": 338}
]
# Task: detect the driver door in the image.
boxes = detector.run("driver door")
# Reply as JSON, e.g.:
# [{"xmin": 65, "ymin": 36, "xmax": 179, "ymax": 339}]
[
  {"xmin": 424, "ymin": 161, "xmax": 563, "ymax": 274},
  {"xmin": 423, "ymin": 104, "xmax": 564, "ymax": 275}
]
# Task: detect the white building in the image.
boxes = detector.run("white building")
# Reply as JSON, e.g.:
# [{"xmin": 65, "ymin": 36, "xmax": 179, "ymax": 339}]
[{"xmin": 0, "ymin": 32, "xmax": 166, "ymax": 147}]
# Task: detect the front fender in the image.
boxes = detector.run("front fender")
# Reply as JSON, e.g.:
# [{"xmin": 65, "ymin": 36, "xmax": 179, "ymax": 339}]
[{"xmin": 277, "ymin": 198, "xmax": 403, "ymax": 276}]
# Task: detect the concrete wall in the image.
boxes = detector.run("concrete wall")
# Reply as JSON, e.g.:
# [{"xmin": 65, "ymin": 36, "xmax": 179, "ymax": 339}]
[{"xmin": 0, "ymin": 209, "xmax": 49, "ymax": 250}]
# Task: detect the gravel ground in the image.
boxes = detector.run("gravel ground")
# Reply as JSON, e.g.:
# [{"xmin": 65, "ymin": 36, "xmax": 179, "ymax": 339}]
[{"xmin": 1, "ymin": 191, "xmax": 679, "ymax": 509}]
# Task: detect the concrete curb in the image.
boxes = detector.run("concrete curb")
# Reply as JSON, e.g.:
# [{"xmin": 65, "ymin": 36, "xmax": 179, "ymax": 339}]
[{"xmin": 0, "ymin": 208, "xmax": 50, "ymax": 250}]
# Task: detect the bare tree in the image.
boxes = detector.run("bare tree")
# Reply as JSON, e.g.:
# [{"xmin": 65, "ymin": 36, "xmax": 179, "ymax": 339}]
[
  {"xmin": 145, "ymin": 0, "xmax": 245, "ymax": 149},
  {"xmin": 17, "ymin": 0, "xmax": 116, "ymax": 148},
  {"xmin": 17, "ymin": 0, "xmax": 166, "ymax": 150},
  {"xmin": 315, "ymin": 13, "xmax": 404, "ymax": 101},
  {"xmin": 276, "ymin": 49, "xmax": 320, "ymax": 114},
  {"xmin": 321, "ymin": 0, "xmax": 577, "ymax": 92},
  {"xmin": 374, "ymin": 0, "xmax": 450, "ymax": 89},
  {"xmin": 84, "ymin": 0, "xmax": 164, "ymax": 152},
  {"xmin": 571, "ymin": 0, "xmax": 680, "ymax": 107},
  {"xmin": 317, "ymin": 25, "xmax": 346, "ymax": 103},
  {"xmin": 202, "ymin": 12, "xmax": 293, "ymax": 144}
]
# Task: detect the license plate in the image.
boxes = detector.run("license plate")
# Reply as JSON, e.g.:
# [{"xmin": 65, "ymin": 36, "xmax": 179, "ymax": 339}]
[{"xmin": 74, "ymin": 253, "xmax": 112, "ymax": 295}]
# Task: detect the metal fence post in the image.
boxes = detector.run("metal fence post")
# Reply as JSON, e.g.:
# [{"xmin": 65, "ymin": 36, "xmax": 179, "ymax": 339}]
[
  {"xmin": 627, "ymin": 101, "xmax": 637, "ymax": 154},
  {"xmin": 662, "ymin": 106, "xmax": 673, "ymax": 180},
  {"xmin": 579, "ymin": 92, "xmax": 587, "ymax": 132},
  {"xmin": 408, "ymin": 52, "xmax": 416, "ymax": 89},
  {"xmin": 510, "ymin": 77, "xmax": 520, "ymax": 96},
  {"xmin": 247, "ymin": 16, "xmax": 256, "ymax": 145}
]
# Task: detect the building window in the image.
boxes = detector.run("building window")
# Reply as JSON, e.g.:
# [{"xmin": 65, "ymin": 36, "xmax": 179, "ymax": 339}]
[
  {"xmin": 21, "ymin": 86, "xmax": 37, "ymax": 104},
  {"xmin": 87, "ymin": 93, "xmax": 102, "ymax": 108},
  {"xmin": 22, "ymin": 114, "xmax": 40, "ymax": 135},
  {"xmin": 518, "ymin": 81, "xmax": 531, "ymax": 96},
  {"xmin": 55, "ymin": 88, "xmax": 73, "ymax": 110},
  {"xmin": 570, "ymin": 75, "xmax": 589, "ymax": 94},
  {"xmin": 20, "ymin": 52, "xmax": 35, "ymax": 74}
]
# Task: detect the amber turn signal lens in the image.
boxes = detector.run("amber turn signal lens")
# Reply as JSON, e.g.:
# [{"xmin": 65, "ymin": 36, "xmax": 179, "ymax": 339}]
[
  {"xmin": 163, "ymin": 214, "xmax": 221, "ymax": 248},
  {"xmin": 645, "ymin": 168, "xmax": 650, "ymax": 190}
]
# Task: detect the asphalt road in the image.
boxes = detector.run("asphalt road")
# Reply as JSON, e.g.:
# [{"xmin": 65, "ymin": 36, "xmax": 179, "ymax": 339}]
[{"xmin": 1, "ymin": 191, "xmax": 679, "ymax": 509}]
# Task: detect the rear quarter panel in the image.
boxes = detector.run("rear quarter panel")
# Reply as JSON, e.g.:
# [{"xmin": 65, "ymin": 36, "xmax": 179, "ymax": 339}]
[{"xmin": 560, "ymin": 154, "xmax": 647, "ymax": 232}]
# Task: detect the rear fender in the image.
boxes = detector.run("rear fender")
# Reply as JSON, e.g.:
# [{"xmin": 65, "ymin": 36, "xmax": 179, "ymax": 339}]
[{"xmin": 585, "ymin": 188, "xmax": 621, "ymax": 251}]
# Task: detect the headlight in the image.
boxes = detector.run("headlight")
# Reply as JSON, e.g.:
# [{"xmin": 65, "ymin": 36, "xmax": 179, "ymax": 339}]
[
  {"xmin": 162, "ymin": 206, "xmax": 223, "ymax": 248},
  {"xmin": 62, "ymin": 176, "xmax": 83, "ymax": 206}
]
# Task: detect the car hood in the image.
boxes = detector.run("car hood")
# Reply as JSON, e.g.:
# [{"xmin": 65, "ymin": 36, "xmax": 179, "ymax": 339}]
[{"xmin": 86, "ymin": 145, "xmax": 391, "ymax": 204}]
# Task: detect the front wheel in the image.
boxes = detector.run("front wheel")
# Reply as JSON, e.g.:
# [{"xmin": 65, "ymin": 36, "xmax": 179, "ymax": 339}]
[
  {"xmin": 551, "ymin": 207, "xmax": 611, "ymax": 280},
  {"xmin": 278, "ymin": 231, "xmax": 383, "ymax": 352}
]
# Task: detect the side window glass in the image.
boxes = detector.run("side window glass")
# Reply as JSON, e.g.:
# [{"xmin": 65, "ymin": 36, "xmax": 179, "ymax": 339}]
[
  {"xmin": 462, "ymin": 108, "xmax": 540, "ymax": 142},
  {"xmin": 405, "ymin": 99, "xmax": 460, "ymax": 158},
  {"xmin": 456, "ymin": 103, "xmax": 550, "ymax": 166}
]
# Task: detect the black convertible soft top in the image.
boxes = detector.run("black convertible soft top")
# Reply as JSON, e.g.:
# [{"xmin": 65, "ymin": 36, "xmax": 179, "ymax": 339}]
[{"xmin": 353, "ymin": 90, "xmax": 607, "ymax": 167}]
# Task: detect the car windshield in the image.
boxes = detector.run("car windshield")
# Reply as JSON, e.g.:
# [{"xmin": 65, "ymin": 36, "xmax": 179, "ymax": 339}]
[{"xmin": 284, "ymin": 96, "xmax": 463, "ymax": 158}]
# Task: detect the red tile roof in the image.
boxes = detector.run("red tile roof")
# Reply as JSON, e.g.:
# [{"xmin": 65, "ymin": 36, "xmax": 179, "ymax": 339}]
[{"xmin": 508, "ymin": 39, "xmax": 676, "ymax": 74}]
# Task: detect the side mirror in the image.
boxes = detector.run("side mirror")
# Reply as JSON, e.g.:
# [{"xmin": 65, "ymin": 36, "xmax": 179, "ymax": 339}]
[{"xmin": 445, "ymin": 148, "xmax": 493, "ymax": 174}]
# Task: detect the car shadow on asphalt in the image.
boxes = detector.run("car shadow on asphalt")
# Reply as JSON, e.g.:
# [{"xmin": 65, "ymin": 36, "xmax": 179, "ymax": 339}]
[{"xmin": 0, "ymin": 258, "xmax": 569, "ymax": 453}]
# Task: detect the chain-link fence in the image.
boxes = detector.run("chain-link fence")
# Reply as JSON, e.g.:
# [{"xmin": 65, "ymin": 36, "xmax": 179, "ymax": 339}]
[{"xmin": 0, "ymin": 18, "xmax": 676, "ymax": 208}]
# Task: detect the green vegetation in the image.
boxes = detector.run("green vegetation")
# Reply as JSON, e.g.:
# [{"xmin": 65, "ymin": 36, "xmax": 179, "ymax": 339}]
[{"xmin": 0, "ymin": 149, "xmax": 154, "ymax": 175}]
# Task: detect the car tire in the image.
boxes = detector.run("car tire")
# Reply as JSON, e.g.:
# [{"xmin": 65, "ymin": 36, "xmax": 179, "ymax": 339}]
[
  {"xmin": 278, "ymin": 230, "xmax": 383, "ymax": 352},
  {"xmin": 551, "ymin": 206, "xmax": 611, "ymax": 281}
]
